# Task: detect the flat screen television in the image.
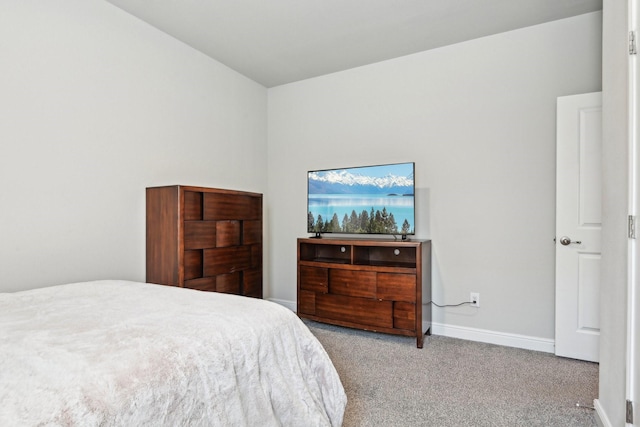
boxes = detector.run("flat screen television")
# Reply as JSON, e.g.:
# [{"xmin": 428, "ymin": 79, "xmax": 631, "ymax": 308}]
[{"xmin": 307, "ymin": 162, "xmax": 415, "ymax": 237}]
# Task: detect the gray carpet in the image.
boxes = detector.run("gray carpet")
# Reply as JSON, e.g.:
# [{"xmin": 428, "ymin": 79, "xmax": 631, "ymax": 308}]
[{"xmin": 306, "ymin": 320, "xmax": 599, "ymax": 427}]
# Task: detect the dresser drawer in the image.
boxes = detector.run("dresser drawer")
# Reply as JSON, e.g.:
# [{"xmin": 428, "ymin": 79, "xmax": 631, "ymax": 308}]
[
  {"xmin": 243, "ymin": 220, "xmax": 262, "ymax": 245},
  {"xmin": 316, "ymin": 293, "xmax": 392, "ymax": 329},
  {"xmin": 298, "ymin": 289, "xmax": 316, "ymax": 315},
  {"xmin": 203, "ymin": 193, "xmax": 261, "ymax": 220},
  {"xmin": 203, "ymin": 246, "xmax": 251, "ymax": 276},
  {"xmin": 184, "ymin": 277, "xmax": 216, "ymax": 292},
  {"xmin": 184, "ymin": 191, "xmax": 203, "ymax": 220},
  {"xmin": 215, "ymin": 272, "xmax": 241, "ymax": 294},
  {"xmin": 377, "ymin": 273, "xmax": 416, "ymax": 302},
  {"xmin": 243, "ymin": 268, "xmax": 262, "ymax": 298},
  {"xmin": 329, "ymin": 269, "xmax": 376, "ymax": 298},
  {"xmin": 184, "ymin": 250, "xmax": 203, "ymax": 280},
  {"xmin": 215, "ymin": 221, "xmax": 241, "ymax": 247},
  {"xmin": 184, "ymin": 221, "xmax": 216, "ymax": 249},
  {"xmin": 393, "ymin": 301, "xmax": 416, "ymax": 331},
  {"xmin": 300, "ymin": 266, "xmax": 328, "ymax": 293}
]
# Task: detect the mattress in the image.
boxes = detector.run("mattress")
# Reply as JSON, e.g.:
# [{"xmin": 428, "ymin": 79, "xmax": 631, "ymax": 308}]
[{"xmin": 0, "ymin": 280, "xmax": 346, "ymax": 426}]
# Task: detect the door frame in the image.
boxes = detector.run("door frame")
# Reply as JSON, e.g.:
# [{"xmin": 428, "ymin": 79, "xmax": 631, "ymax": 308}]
[{"xmin": 629, "ymin": 0, "xmax": 639, "ymax": 424}]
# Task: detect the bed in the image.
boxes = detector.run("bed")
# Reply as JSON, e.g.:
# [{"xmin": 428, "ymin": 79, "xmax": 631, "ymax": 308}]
[{"xmin": 0, "ymin": 280, "xmax": 346, "ymax": 426}]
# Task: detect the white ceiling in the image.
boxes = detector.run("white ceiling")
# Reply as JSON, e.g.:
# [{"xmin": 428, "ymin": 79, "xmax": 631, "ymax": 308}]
[{"xmin": 105, "ymin": 0, "xmax": 602, "ymax": 88}]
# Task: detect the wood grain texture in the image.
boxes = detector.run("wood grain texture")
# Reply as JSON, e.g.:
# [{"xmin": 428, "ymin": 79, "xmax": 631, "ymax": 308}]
[
  {"xmin": 203, "ymin": 193, "xmax": 260, "ymax": 220},
  {"xmin": 393, "ymin": 301, "xmax": 416, "ymax": 331},
  {"xmin": 298, "ymin": 290, "xmax": 316, "ymax": 315},
  {"xmin": 184, "ymin": 221, "xmax": 216, "ymax": 250},
  {"xmin": 329, "ymin": 269, "xmax": 376, "ymax": 298},
  {"xmin": 377, "ymin": 273, "xmax": 416, "ymax": 303},
  {"xmin": 215, "ymin": 272, "xmax": 241, "ymax": 294},
  {"xmin": 203, "ymin": 246, "xmax": 251, "ymax": 276},
  {"xmin": 146, "ymin": 186, "xmax": 181, "ymax": 286},
  {"xmin": 146, "ymin": 186, "xmax": 263, "ymax": 298},
  {"xmin": 243, "ymin": 268, "xmax": 262, "ymax": 298},
  {"xmin": 299, "ymin": 266, "xmax": 328, "ymax": 293},
  {"xmin": 243, "ymin": 220, "xmax": 262, "ymax": 245},
  {"xmin": 316, "ymin": 293, "xmax": 393, "ymax": 329},
  {"xmin": 184, "ymin": 191, "xmax": 203, "ymax": 221},
  {"xmin": 184, "ymin": 250, "xmax": 203, "ymax": 281},
  {"xmin": 216, "ymin": 221, "xmax": 241, "ymax": 247},
  {"xmin": 297, "ymin": 237, "xmax": 430, "ymax": 347},
  {"xmin": 184, "ymin": 277, "xmax": 216, "ymax": 292}
]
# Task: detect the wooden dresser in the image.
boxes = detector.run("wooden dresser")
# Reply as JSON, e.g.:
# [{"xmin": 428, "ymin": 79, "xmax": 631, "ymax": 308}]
[
  {"xmin": 146, "ymin": 185, "xmax": 262, "ymax": 298},
  {"xmin": 297, "ymin": 237, "xmax": 431, "ymax": 347}
]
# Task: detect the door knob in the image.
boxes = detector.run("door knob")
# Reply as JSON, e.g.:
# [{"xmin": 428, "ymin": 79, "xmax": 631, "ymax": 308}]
[{"xmin": 559, "ymin": 236, "xmax": 582, "ymax": 246}]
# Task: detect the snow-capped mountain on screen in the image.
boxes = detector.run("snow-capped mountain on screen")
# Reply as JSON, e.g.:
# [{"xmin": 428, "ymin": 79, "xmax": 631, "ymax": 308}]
[{"xmin": 309, "ymin": 168, "xmax": 414, "ymax": 195}]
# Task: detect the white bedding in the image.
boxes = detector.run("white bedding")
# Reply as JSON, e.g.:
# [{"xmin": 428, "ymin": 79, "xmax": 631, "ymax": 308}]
[{"xmin": 0, "ymin": 280, "xmax": 346, "ymax": 426}]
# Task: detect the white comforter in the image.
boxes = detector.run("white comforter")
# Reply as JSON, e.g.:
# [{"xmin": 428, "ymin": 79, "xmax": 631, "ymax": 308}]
[{"xmin": 0, "ymin": 280, "xmax": 346, "ymax": 426}]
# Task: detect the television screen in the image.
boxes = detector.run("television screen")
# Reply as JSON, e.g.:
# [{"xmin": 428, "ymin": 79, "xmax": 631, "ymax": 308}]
[{"xmin": 307, "ymin": 162, "xmax": 415, "ymax": 236}]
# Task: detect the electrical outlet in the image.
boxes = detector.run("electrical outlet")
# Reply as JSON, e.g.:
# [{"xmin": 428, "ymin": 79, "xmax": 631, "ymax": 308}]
[{"xmin": 470, "ymin": 292, "xmax": 480, "ymax": 307}]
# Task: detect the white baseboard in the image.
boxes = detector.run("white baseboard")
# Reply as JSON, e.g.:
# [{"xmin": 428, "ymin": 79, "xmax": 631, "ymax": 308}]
[
  {"xmin": 270, "ymin": 298, "xmax": 556, "ymax": 354},
  {"xmin": 268, "ymin": 298, "xmax": 296, "ymax": 312},
  {"xmin": 593, "ymin": 399, "xmax": 611, "ymax": 427},
  {"xmin": 429, "ymin": 321, "xmax": 555, "ymax": 353}
]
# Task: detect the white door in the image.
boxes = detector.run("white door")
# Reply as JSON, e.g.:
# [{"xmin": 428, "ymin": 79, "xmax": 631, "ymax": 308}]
[{"xmin": 555, "ymin": 92, "xmax": 602, "ymax": 362}]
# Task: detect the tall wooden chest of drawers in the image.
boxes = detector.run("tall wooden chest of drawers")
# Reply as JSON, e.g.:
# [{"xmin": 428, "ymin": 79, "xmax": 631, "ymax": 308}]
[{"xmin": 146, "ymin": 185, "xmax": 262, "ymax": 298}]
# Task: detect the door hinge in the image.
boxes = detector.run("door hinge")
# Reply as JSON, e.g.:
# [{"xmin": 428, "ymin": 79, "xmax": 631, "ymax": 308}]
[
  {"xmin": 630, "ymin": 31, "xmax": 637, "ymax": 55},
  {"xmin": 627, "ymin": 399, "xmax": 634, "ymax": 424},
  {"xmin": 629, "ymin": 215, "xmax": 637, "ymax": 239}
]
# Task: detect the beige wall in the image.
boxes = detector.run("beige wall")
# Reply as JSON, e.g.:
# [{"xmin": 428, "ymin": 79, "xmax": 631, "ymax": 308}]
[
  {"xmin": 0, "ymin": 0, "xmax": 268, "ymax": 292},
  {"xmin": 267, "ymin": 12, "xmax": 602, "ymax": 346}
]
